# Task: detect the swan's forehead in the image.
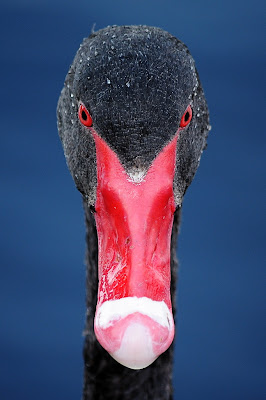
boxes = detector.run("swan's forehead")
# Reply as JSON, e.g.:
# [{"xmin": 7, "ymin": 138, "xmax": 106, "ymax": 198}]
[
  {"xmin": 72, "ymin": 26, "xmax": 198, "ymax": 167},
  {"xmin": 75, "ymin": 26, "xmax": 197, "ymax": 116}
]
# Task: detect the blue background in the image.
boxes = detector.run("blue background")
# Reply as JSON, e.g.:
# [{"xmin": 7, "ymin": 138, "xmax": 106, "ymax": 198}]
[{"xmin": 1, "ymin": 1, "xmax": 265, "ymax": 399}]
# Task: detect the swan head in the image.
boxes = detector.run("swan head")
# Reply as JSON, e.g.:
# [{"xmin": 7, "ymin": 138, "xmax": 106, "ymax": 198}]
[{"xmin": 57, "ymin": 25, "xmax": 210, "ymax": 369}]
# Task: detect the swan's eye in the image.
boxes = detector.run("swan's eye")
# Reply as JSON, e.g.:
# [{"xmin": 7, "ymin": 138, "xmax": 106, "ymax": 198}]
[
  {"xmin": 90, "ymin": 204, "xmax": 96, "ymax": 213},
  {"xmin": 78, "ymin": 104, "xmax": 93, "ymax": 127},
  {"xmin": 180, "ymin": 105, "xmax": 192, "ymax": 128}
]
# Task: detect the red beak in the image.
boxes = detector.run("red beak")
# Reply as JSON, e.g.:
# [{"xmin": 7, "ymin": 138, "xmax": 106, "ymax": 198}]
[{"xmin": 92, "ymin": 131, "xmax": 178, "ymax": 369}]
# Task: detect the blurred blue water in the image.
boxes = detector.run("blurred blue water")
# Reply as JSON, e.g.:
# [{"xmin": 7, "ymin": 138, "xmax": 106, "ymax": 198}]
[{"xmin": 1, "ymin": 1, "xmax": 265, "ymax": 399}]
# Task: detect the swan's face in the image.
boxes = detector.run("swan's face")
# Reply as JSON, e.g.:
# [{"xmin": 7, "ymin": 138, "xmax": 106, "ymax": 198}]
[{"xmin": 57, "ymin": 25, "xmax": 210, "ymax": 369}]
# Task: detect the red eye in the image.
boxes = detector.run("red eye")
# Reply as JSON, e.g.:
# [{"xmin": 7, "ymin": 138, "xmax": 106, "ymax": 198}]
[
  {"xmin": 180, "ymin": 105, "xmax": 192, "ymax": 128},
  {"xmin": 78, "ymin": 104, "xmax": 93, "ymax": 127}
]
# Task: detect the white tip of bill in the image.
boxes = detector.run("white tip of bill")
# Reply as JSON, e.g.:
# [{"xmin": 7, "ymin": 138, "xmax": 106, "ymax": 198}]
[
  {"xmin": 112, "ymin": 322, "xmax": 156, "ymax": 369},
  {"xmin": 94, "ymin": 297, "xmax": 175, "ymax": 370}
]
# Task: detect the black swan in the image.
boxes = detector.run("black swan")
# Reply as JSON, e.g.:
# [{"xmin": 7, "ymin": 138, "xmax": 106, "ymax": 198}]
[{"xmin": 57, "ymin": 25, "xmax": 210, "ymax": 400}]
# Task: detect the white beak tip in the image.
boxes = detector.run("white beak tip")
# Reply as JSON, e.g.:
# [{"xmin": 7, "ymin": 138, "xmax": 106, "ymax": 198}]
[
  {"xmin": 111, "ymin": 322, "xmax": 157, "ymax": 369},
  {"xmin": 94, "ymin": 297, "xmax": 175, "ymax": 370}
]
